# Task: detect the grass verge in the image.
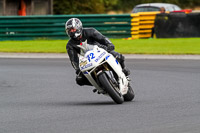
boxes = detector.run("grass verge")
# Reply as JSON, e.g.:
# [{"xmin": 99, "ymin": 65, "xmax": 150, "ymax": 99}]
[{"xmin": 0, "ymin": 38, "xmax": 200, "ymax": 54}]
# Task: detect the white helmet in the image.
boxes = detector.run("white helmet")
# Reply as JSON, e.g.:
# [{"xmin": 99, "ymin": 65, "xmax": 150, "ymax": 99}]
[{"xmin": 65, "ymin": 18, "xmax": 83, "ymax": 39}]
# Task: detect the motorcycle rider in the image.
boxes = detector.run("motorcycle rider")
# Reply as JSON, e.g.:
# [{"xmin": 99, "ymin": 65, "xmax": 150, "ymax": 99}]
[{"xmin": 65, "ymin": 18, "xmax": 130, "ymax": 86}]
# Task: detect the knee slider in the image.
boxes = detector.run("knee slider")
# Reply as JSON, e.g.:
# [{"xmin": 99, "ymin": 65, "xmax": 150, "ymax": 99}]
[
  {"xmin": 76, "ymin": 76, "xmax": 84, "ymax": 86},
  {"xmin": 120, "ymin": 54, "xmax": 125, "ymax": 61}
]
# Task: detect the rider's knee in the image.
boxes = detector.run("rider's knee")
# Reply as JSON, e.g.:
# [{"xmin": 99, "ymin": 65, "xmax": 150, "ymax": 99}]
[
  {"xmin": 76, "ymin": 74, "xmax": 92, "ymax": 86},
  {"xmin": 76, "ymin": 75, "xmax": 85, "ymax": 86},
  {"xmin": 116, "ymin": 54, "xmax": 125, "ymax": 63},
  {"xmin": 120, "ymin": 54, "xmax": 125, "ymax": 61}
]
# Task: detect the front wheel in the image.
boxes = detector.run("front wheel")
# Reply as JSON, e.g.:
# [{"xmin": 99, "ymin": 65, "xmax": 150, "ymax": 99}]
[
  {"xmin": 123, "ymin": 84, "xmax": 135, "ymax": 101},
  {"xmin": 98, "ymin": 73, "xmax": 124, "ymax": 104}
]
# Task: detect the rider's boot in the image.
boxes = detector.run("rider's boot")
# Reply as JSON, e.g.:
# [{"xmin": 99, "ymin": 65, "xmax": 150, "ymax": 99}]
[
  {"xmin": 122, "ymin": 67, "xmax": 130, "ymax": 76},
  {"xmin": 118, "ymin": 54, "xmax": 130, "ymax": 76}
]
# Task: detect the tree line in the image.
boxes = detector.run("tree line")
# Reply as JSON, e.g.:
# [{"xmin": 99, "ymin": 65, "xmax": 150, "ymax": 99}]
[{"xmin": 53, "ymin": 0, "xmax": 200, "ymax": 14}]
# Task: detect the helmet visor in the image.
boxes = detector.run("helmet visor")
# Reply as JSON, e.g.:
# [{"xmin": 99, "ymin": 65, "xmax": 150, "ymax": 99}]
[{"xmin": 66, "ymin": 27, "xmax": 77, "ymax": 34}]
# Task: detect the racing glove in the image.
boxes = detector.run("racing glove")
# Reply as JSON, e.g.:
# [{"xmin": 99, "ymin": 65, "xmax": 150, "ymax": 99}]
[
  {"xmin": 107, "ymin": 44, "xmax": 114, "ymax": 52},
  {"xmin": 98, "ymin": 44, "xmax": 108, "ymax": 51}
]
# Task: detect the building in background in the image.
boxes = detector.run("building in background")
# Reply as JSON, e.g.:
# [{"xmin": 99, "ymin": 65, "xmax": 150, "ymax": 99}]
[{"xmin": 0, "ymin": 0, "xmax": 53, "ymax": 16}]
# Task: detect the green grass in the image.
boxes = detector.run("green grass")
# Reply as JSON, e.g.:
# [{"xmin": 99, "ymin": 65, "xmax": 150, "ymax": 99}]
[
  {"xmin": 114, "ymin": 38, "xmax": 200, "ymax": 55},
  {"xmin": 0, "ymin": 38, "xmax": 200, "ymax": 54},
  {"xmin": 0, "ymin": 40, "xmax": 67, "ymax": 53}
]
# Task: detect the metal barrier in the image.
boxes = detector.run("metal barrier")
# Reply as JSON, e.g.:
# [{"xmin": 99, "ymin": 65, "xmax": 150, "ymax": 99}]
[
  {"xmin": 0, "ymin": 14, "xmax": 132, "ymax": 41},
  {"xmin": 130, "ymin": 12, "xmax": 160, "ymax": 39}
]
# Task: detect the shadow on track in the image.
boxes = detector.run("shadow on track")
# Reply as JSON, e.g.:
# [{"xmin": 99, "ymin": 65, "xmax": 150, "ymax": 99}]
[{"xmin": 7, "ymin": 101, "xmax": 122, "ymax": 108}]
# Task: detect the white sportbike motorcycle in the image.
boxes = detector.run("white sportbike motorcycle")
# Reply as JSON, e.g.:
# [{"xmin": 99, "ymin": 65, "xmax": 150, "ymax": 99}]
[{"xmin": 78, "ymin": 41, "xmax": 135, "ymax": 104}]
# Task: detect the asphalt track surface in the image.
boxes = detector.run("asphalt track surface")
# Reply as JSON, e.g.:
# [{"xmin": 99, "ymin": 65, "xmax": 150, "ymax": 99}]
[{"xmin": 0, "ymin": 58, "xmax": 200, "ymax": 133}]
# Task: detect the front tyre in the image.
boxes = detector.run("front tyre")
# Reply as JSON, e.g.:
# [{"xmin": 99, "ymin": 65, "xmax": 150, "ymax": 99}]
[
  {"xmin": 123, "ymin": 84, "xmax": 135, "ymax": 101},
  {"xmin": 98, "ymin": 73, "xmax": 124, "ymax": 104}
]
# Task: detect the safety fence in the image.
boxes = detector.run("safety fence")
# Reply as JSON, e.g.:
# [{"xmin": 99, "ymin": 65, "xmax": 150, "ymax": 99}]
[
  {"xmin": 1, "ymin": 13, "xmax": 199, "ymax": 41},
  {"xmin": 0, "ymin": 14, "xmax": 132, "ymax": 41},
  {"xmin": 130, "ymin": 12, "xmax": 160, "ymax": 39}
]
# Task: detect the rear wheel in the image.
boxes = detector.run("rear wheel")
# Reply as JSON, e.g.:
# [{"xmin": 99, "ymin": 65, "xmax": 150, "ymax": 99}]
[
  {"xmin": 98, "ymin": 73, "xmax": 124, "ymax": 104},
  {"xmin": 123, "ymin": 84, "xmax": 135, "ymax": 101}
]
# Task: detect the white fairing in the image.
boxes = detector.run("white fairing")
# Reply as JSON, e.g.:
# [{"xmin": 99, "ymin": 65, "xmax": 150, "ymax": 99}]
[{"xmin": 78, "ymin": 41, "xmax": 129, "ymax": 95}]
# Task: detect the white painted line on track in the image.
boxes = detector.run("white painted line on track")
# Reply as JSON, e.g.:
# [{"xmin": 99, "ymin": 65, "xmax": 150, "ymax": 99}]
[{"xmin": 0, "ymin": 53, "xmax": 200, "ymax": 60}]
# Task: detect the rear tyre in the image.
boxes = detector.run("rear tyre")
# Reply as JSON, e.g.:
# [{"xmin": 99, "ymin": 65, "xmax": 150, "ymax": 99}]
[
  {"xmin": 98, "ymin": 73, "xmax": 124, "ymax": 104},
  {"xmin": 123, "ymin": 84, "xmax": 135, "ymax": 101}
]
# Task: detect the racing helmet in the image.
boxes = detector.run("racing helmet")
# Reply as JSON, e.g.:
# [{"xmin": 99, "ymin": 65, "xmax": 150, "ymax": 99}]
[{"xmin": 65, "ymin": 18, "xmax": 83, "ymax": 39}]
